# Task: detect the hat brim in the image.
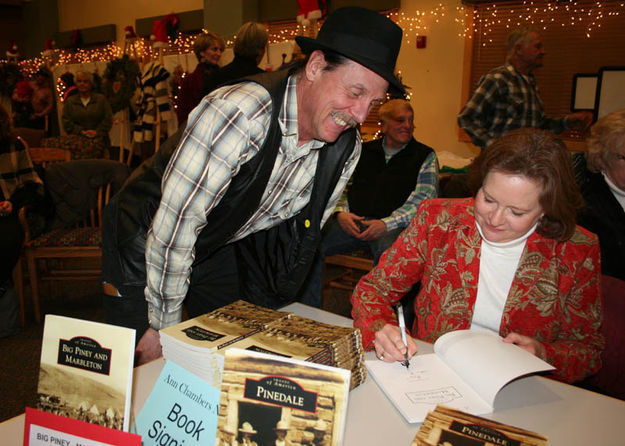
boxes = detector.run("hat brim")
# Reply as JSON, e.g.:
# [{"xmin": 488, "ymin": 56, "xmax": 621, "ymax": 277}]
[{"xmin": 295, "ymin": 36, "xmax": 405, "ymax": 95}]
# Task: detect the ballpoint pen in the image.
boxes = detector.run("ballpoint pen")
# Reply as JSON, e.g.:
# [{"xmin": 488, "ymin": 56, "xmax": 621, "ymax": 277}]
[{"xmin": 396, "ymin": 304, "xmax": 410, "ymax": 369}]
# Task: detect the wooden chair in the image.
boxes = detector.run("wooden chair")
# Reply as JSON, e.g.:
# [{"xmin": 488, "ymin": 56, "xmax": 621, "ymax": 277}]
[
  {"xmin": 323, "ymin": 252, "xmax": 374, "ymax": 292},
  {"xmin": 12, "ymin": 127, "xmax": 45, "ymax": 149},
  {"xmin": 20, "ymin": 183, "xmax": 112, "ymax": 323},
  {"xmin": 578, "ymin": 275, "xmax": 625, "ymax": 401},
  {"xmin": 26, "ymin": 147, "xmax": 71, "ymax": 167},
  {"xmin": 12, "ymin": 145, "xmax": 69, "ymax": 325}
]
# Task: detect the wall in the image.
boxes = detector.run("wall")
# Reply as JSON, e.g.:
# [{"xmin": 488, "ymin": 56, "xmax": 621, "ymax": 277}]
[
  {"xmin": 57, "ymin": 0, "xmax": 203, "ymax": 43},
  {"xmin": 398, "ymin": 0, "xmax": 479, "ymax": 160},
  {"xmin": 54, "ymin": 0, "xmax": 478, "ymax": 159}
]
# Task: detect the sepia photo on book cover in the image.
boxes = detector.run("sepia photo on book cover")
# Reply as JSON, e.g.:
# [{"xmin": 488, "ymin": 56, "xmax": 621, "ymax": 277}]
[
  {"xmin": 36, "ymin": 315, "xmax": 135, "ymax": 431},
  {"xmin": 217, "ymin": 348, "xmax": 351, "ymax": 446}
]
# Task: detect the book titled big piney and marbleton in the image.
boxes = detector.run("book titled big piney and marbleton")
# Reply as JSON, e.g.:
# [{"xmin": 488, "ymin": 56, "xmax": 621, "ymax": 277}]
[{"xmin": 36, "ymin": 314, "xmax": 135, "ymax": 431}]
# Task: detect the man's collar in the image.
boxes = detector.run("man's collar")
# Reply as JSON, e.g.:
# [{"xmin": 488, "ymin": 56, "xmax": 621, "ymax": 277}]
[
  {"xmin": 382, "ymin": 136, "xmax": 408, "ymax": 151},
  {"xmin": 281, "ymin": 75, "xmax": 325, "ymax": 150}
]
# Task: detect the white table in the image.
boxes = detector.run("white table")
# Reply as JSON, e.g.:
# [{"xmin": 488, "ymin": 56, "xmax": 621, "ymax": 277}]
[{"xmin": 2, "ymin": 303, "xmax": 624, "ymax": 445}]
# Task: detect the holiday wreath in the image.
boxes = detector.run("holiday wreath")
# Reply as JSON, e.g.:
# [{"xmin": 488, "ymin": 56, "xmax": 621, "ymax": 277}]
[{"xmin": 103, "ymin": 55, "xmax": 139, "ymax": 113}]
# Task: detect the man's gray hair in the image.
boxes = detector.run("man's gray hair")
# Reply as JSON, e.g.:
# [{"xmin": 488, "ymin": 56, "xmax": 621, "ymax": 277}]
[
  {"xmin": 379, "ymin": 99, "xmax": 413, "ymax": 122},
  {"xmin": 506, "ymin": 27, "xmax": 538, "ymax": 58}
]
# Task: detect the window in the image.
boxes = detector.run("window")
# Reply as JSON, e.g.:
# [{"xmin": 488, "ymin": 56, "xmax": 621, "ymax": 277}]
[{"xmin": 461, "ymin": 0, "xmax": 625, "ymax": 144}]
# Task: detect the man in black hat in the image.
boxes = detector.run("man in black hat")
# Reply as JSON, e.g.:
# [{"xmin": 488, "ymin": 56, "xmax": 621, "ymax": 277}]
[{"xmin": 104, "ymin": 7, "xmax": 404, "ymax": 364}]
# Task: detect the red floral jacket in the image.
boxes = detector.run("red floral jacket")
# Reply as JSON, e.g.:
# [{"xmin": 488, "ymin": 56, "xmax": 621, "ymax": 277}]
[{"xmin": 352, "ymin": 198, "xmax": 604, "ymax": 383}]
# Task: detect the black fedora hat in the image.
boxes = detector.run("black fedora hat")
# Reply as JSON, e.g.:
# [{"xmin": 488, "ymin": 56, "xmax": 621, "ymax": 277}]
[{"xmin": 296, "ymin": 7, "xmax": 404, "ymax": 94}]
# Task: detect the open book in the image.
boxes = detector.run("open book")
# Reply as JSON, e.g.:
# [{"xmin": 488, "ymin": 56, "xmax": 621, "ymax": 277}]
[{"xmin": 366, "ymin": 329, "xmax": 554, "ymax": 423}]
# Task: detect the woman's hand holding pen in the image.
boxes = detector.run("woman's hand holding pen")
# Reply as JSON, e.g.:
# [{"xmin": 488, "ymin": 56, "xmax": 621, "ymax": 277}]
[{"xmin": 373, "ymin": 323, "xmax": 418, "ymax": 363}]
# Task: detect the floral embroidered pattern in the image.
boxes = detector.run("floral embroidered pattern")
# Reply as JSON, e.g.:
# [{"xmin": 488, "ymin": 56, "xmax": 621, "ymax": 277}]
[{"xmin": 352, "ymin": 198, "xmax": 604, "ymax": 383}]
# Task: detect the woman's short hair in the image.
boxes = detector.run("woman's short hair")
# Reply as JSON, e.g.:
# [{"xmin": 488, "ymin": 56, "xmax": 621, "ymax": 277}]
[
  {"xmin": 468, "ymin": 128, "xmax": 583, "ymax": 241},
  {"xmin": 233, "ymin": 22, "xmax": 268, "ymax": 59},
  {"xmin": 585, "ymin": 109, "xmax": 625, "ymax": 172},
  {"xmin": 193, "ymin": 31, "xmax": 225, "ymax": 62},
  {"xmin": 75, "ymin": 70, "xmax": 93, "ymax": 85}
]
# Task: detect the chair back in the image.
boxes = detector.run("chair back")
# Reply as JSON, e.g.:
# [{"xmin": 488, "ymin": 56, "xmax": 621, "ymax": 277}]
[
  {"xmin": 584, "ymin": 275, "xmax": 625, "ymax": 400},
  {"xmin": 27, "ymin": 147, "xmax": 71, "ymax": 168},
  {"xmin": 12, "ymin": 127, "xmax": 45, "ymax": 148}
]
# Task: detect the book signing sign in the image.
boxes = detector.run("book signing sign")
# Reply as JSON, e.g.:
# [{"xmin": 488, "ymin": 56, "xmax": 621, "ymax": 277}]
[{"xmin": 135, "ymin": 360, "xmax": 221, "ymax": 446}]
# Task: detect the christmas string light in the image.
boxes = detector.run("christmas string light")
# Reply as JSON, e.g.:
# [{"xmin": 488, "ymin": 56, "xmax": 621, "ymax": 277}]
[{"xmin": 4, "ymin": 2, "xmax": 623, "ymax": 75}]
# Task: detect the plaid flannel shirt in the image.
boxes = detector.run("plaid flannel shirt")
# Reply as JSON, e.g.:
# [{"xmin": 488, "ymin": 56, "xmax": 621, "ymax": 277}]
[
  {"xmin": 145, "ymin": 76, "xmax": 361, "ymax": 330},
  {"xmin": 458, "ymin": 63, "xmax": 568, "ymax": 148}
]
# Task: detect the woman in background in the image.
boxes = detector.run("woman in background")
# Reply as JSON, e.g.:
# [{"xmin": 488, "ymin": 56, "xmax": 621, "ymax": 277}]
[
  {"xmin": 0, "ymin": 104, "xmax": 44, "ymax": 336},
  {"xmin": 351, "ymin": 128, "xmax": 603, "ymax": 384},
  {"xmin": 578, "ymin": 109, "xmax": 625, "ymax": 280},
  {"xmin": 44, "ymin": 70, "xmax": 112, "ymax": 159},
  {"xmin": 175, "ymin": 31, "xmax": 224, "ymax": 125}
]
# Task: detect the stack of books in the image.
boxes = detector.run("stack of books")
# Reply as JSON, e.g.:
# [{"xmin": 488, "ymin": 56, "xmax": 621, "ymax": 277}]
[
  {"xmin": 413, "ymin": 405, "xmax": 547, "ymax": 446},
  {"xmin": 160, "ymin": 300, "xmax": 366, "ymax": 389}
]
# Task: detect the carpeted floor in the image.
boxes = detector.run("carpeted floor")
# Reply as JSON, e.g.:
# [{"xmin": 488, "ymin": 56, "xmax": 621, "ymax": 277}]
[{"xmin": 0, "ymin": 266, "xmax": 356, "ymax": 423}]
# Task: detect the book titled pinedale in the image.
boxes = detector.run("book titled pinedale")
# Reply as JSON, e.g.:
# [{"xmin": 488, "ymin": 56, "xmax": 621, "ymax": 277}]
[
  {"xmin": 36, "ymin": 315, "xmax": 135, "ymax": 431},
  {"xmin": 217, "ymin": 348, "xmax": 351, "ymax": 446},
  {"xmin": 413, "ymin": 405, "xmax": 548, "ymax": 446}
]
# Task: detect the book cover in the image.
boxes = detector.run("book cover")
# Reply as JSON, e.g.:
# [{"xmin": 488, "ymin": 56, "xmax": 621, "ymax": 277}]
[
  {"xmin": 135, "ymin": 360, "xmax": 221, "ymax": 446},
  {"xmin": 413, "ymin": 405, "xmax": 548, "ymax": 446},
  {"xmin": 366, "ymin": 330, "xmax": 554, "ymax": 423},
  {"xmin": 217, "ymin": 348, "xmax": 351, "ymax": 446},
  {"xmin": 36, "ymin": 315, "xmax": 136, "ymax": 431},
  {"xmin": 24, "ymin": 407, "xmax": 141, "ymax": 446}
]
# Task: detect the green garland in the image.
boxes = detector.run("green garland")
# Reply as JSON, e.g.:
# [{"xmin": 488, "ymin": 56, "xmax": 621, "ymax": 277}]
[{"xmin": 103, "ymin": 55, "xmax": 139, "ymax": 113}]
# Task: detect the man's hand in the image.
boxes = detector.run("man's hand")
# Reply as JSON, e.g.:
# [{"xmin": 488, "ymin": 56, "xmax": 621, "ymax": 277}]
[
  {"xmin": 336, "ymin": 212, "xmax": 366, "ymax": 238},
  {"xmin": 82, "ymin": 129, "xmax": 98, "ymax": 138},
  {"xmin": 0, "ymin": 201, "xmax": 13, "ymax": 216},
  {"xmin": 373, "ymin": 323, "xmax": 418, "ymax": 363},
  {"xmin": 503, "ymin": 332, "xmax": 546, "ymax": 361},
  {"xmin": 359, "ymin": 219, "xmax": 387, "ymax": 241},
  {"xmin": 135, "ymin": 328, "xmax": 163, "ymax": 366},
  {"xmin": 566, "ymin": 111, "xmax": 593, "ymax": 132}
]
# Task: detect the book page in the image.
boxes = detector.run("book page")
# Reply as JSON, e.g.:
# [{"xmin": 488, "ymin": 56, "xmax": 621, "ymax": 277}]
[
  {"xmin": 365, "ymin": 355, "xmax": 492, "ymax": 424},
  {"xmin": 434, "ymin": 330, "xmax": 554, "ymax": 407}
]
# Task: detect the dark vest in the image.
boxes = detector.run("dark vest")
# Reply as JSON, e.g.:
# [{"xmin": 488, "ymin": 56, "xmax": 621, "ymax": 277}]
[
  {"xmin": 348, "ymin": 137, "xmax": 433, "ymax": 218},
  {"xmin": 102, "ymin": 68, "xmax": 356, "ymax": 302},
  {"xmin": 578, "ymin": 171, "xmax": 625, "ymax": 281}
]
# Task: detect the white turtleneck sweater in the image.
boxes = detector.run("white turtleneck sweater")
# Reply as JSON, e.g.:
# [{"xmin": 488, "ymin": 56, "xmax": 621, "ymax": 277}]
[{"xmin": 470, "ymin": 221, "xmax": 538, "ymax": 333}]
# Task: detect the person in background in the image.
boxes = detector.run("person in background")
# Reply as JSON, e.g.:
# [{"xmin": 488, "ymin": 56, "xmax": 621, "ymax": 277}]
[
  {"xmin": 175, "ymin": 31, "xmax": 225, "ymax": 124},
  {"xmin": 44, "ymin": 70, "xmax": 113, "ymax": 159},
  {"xmin": 238, "ymin": 422, "xmax": 258, "ymax": 446},
  {"xmin": 273, "ymin": 420, "xmax": 290, "ymax": 446},
  {"xmin": 458, "ymin": 27, "xmax": 592, "ymax": 149},
  {"xmin": 59, "ymin": 72, "xmax": 78, "ymax": 102},
  {"xmin": 202, "ymin": 22, "xmax": 268, "ymax": 96},
  {"xmin": 0, "ymin": 104, "xmax": 44, "ymax": 337},
  {"xmin": 351, "ymin": 128, "xmax": 603, "ymax": 384},
  {"xmin": 11, "ymin": 79, "xmax": 34, "ymax": 129},
  {"xmin": 30, "ymin": 67, "xmax": 54, "ymax": 130},
  {"xmin": 301, "ymin": 98, "xmax": 438, "ymax": 306},
  {"xmin": 578, "ymin": 109, "xmax": 625, "ymax": 281}
]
